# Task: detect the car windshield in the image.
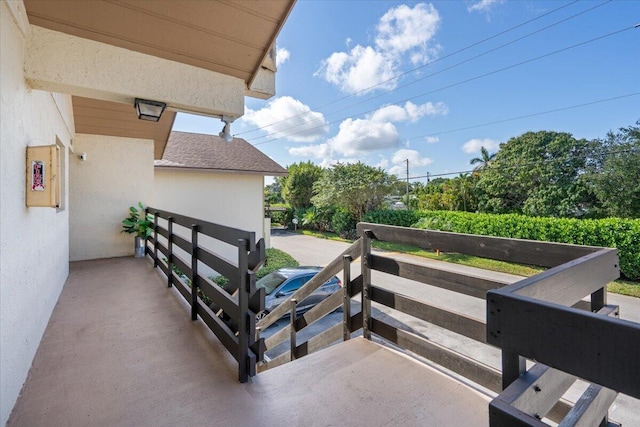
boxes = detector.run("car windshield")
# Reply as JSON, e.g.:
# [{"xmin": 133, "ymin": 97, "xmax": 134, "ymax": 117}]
[{"xmin": 255, "ymin": 272, "xmax": 287, "ymax": 295}]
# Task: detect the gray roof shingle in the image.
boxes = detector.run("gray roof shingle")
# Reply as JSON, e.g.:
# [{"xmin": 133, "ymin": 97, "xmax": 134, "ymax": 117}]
[{"xmin": 155, "ymin": 131, "xmax": 287, "ymax": 176}]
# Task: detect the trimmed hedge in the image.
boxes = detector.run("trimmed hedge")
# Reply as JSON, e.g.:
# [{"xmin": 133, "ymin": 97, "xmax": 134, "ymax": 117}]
[
  {"xmin": 363, "ymin": 210, "xmax": 421, "ymax": 228},
  {"xmin": 364, "ymin": 210, "xmax": 640, "ymax": 280}
]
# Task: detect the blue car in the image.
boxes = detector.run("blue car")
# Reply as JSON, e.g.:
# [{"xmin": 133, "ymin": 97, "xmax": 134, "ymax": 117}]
[{"xmin": 255, "ymin": 267, "xmax": 342, "ymax": 321}]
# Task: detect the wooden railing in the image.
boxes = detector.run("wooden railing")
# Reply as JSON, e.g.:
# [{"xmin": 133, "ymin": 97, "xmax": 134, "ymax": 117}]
[
  {"xmin": 256, "ymin": 222, "xmax": 638, "ymax": 425},
  {"xmin": 256, "ymin": 238, "xmax": 363, "ymax": 370},
  {"xmin": 487, "ymin": 248, "xmax": 640, "ymax": 426},
  {"xmin": 145, "ymin": 207, "xmax": 266, "ymax": 382}
]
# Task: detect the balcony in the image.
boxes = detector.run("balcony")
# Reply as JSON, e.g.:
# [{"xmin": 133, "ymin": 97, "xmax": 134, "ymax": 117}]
[
  {"xmin": 8, "ymin": 211, "xmax": 640, "ymax": 426},
  {"xmin": 8, "ymin": 256, "xmax": 490, "ymax": 426}
]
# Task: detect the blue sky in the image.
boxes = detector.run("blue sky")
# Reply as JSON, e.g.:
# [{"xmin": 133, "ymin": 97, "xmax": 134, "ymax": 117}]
[{"xmin": 174, "ymin": 0, "xmax": 640, "ymax": 183}]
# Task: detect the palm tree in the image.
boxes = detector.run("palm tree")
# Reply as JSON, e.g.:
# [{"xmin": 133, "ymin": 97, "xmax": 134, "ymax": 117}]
[{"xmin": 470, "ymin": 146, "xmax": 496, "ymax": 173}]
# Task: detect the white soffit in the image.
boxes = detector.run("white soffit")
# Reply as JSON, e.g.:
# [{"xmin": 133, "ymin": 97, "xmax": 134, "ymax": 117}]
[
  {"xmin": 24, "ymin": 25, "xmax": 245, "ymax": 118},
  {"xmin": 23, "ymin": 0, "xmax": 296, "ymax": 100}
]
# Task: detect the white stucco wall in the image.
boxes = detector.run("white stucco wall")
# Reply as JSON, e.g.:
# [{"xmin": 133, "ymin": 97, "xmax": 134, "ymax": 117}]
[
  {"xmin": 69, "ymin": 134, "xmax": 155, "ymax": 261},
  {"xmin": 0, "ymin": 2, "xmax": 74, "ymax": 424},
  {"xmin": 154, "ymin": 169, "xmax": 265, "ymax": 274}
]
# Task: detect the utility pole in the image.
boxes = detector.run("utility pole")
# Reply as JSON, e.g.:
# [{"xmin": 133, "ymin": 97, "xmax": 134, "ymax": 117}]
[{"xmin": 405, "ymin": 159, "xmax": 409, "ymax": 198}]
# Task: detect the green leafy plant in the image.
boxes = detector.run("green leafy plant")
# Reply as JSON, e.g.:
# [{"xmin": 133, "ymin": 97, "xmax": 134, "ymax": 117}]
[{"xmin": 121, "ymin": 202, "xmax": 153, "ymax": 238}]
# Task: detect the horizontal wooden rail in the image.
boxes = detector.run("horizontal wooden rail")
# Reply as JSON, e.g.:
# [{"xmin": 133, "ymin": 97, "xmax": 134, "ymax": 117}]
[
  {"xmin": 488, "ymin": 291, "xmax": 640, "ymax": 398},
  {"xmin": 559, "ymin": 384, "xmax": 617, "ymax": 427},
  {"xmin": 506, "ymin": 249, "xmax": 618, "ymax": 307},
  {"xmin": 357, "ymin": 222, "xmax": 599, "ymax": 268},
  {"xmin": 150, "ymin": 207, "xmax": 256, "ymax": 250},
  {"xmin": 172, "ymin": 234, "xmax": 192, "ymax": 255},
  {"xmin": 198, "ymin": 300, "xmax": 239, "ymax": 360},
  {"xmin": 172, "ymin": 253, "xmax": 192, "ymax": 280},
  {"xmin": 171, "ymin": 271, "xmax": 191, "ymax": 301},
  {"xmin": 494, "ymin": 304, "xmax": 620, "ymax": 423},
  {"xmin": 371, "ymin": 317, "xmax": 502, "ymax": 393},
  {"xmin": 295, "ymin": 291, "xmax": 342, "ymax": 332},
  {"xmin": 370, "ymin": 285, "xmax": 487, "ymax": 343},
  {"xmin": 198, "ymin": 274, "xmax": 239, "ymax": 319},
  {"xmin": 368, "ymin": 254, "xmax": 511, "ymax": 299},
  {"xmin": 197, "ymin": 246, "xmax": 239, "ymax": 286},
  {"xmin": 295, "ymin": 323, "xmax": 343, "ymax": 359}
]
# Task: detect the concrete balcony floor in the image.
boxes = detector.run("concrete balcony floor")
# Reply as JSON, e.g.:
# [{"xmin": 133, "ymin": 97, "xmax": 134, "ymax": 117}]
[{"xmin": 8, "ymin": 257, "xmax": 489, "ymax": 427}]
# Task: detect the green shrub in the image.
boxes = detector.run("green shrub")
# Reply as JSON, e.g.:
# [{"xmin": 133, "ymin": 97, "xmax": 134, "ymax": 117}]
[
  {"xmin": 331, "ymin": 209, "xmax": 357, "ymax": 237},
  {"xmin": 365, "ymin": 210, "xmax": 640, "ymax": 280},
  {"xmin": 363, "ymin": 210, "xmax": 421, "ymax": 228},
  {"xmin": 256, "ymin": 248, "xmax": 299, "ymax": 279}
]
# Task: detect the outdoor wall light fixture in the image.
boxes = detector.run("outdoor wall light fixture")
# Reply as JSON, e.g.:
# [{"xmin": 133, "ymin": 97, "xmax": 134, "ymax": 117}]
[
  {"xmin": 134, "ymin": 98, "xmax": 166, "ymax": 122},
  {"xmin": 219, "ymin": 116, "xmax": 235, "ymax": 142}
]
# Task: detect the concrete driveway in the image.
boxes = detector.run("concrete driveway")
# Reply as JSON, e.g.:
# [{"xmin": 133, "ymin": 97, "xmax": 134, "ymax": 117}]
[{"xmin": 270, "ymin": 229, "xmax": 640, "ymax": 425}]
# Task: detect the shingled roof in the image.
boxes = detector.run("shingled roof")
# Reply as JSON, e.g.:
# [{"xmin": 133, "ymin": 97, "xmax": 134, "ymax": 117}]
[{"xmin": 155, "ymin": 131, "xmax": 287, "ymax": 176}]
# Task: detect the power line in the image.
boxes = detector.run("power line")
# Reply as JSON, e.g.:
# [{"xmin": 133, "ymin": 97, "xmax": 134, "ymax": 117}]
[
  {"xmin": 404, "ymin": 92, "xmax": 640, "ymax": 143},
  {"xmin": 236, "ymin": 0, "xmax": 582, "ymax": 137},
  {"xmin": 248, "ymin": 0, "xmax": 610, "ymax": 142},
  {"xmin": 407, "ymin": 147, "xmax": 640, "ymax": 182},
  {"xmin": 253, "ymin": 26, "xmax": 636, "ymax": 146}
]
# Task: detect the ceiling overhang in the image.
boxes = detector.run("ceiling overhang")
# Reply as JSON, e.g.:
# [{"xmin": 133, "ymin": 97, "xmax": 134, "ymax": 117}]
[
  {"xmin": 22, "ymin": 0, "xmax": 296, "ymax": 152},
  {"xmin": 73, "ymin": 96, "xmax": 175, "ymax": 160},
  {"xmin": 23, "ymin": 0, "xmax": 296, "ymax": 96}
]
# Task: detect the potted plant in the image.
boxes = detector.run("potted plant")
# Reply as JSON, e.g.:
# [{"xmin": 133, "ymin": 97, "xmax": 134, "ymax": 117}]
[{"xmin": 121, "ymin": 202, "xmax": 153, "ymax": 257}]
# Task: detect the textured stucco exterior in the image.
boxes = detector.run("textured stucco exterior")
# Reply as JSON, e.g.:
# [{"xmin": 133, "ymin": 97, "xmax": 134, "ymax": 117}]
[
  {"xmin": 154, "ymin": 169, "xmax": 265, "ymax": 270},
  {"xmin": 0, "ymin": 2, "xmax": 73, "ymax": 424},
  {"xmin": 25, "ymin": 26, "xmax": 245, "ymax": 118},
  {"xmin": 69, "ymin": 135, "xmax": 155, "ymax": 261}
]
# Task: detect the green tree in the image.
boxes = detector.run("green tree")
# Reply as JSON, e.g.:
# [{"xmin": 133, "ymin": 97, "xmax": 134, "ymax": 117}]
[
  {"xmin": 264, "ymin": 178, "xmax": 284, "ymax": 205},
  {"xmin": 311, "ymin": 162, "xmax": 397, "ymax": 221},
  {"xmin": 470, "ymin": 146, "xmax": 497, "ymax": 173},
  {"xmin": 589, "ymin": 121, "xmax": 640, "ymax": 218},
  {"xmin": 476, "ymin": 131, "xmax": 594, "ymax": 217},
  {"xmin": 281, "ymin": 161, "xmax": 323, "ymax": 210}
]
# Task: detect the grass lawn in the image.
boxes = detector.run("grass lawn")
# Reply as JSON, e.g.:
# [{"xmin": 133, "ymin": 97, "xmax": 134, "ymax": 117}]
[{"xmin": 297, "ymin": 230, "xmax": 640, "ymax": 298}]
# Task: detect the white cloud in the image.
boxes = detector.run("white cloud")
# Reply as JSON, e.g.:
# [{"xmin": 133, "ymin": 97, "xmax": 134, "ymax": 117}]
[
  {"xmin": 391, "ymin": 148, "xmax": 433, "ymax": 166},
  {"xmin": 288, "ymin": 143, "xmax": 332, "ymax": 159},
  {"xmin": 388, "ymin": 149, "xmax": 432, "ymax": 177},
  {"xmin": 376, "ymin": 158, "xmax": 390, "ymax": 169},
  {"xmin": 243, "ymin": 96, "xmax": 328, "ymax": 143},
  {"xmin": 276, "ymin": 47, "xmax": 290, "ymax": 67},
  {"xmin": 286, "ymin": 100, "xmax": 445, "ymax": 162},
  {"xmin": 388, "ymin": 164, "xmax": 406, "ymax": 176},
  {"xmin": 369, "ymin": 101, "xmax": 448, "ymax": 123},
  {"xmin": 327, "ymin": 118, "xmax": 401, "ymax": 157},
  {"xmin": 376, "ymin": 3, "xmax": 441, "ymax": 65},
  {"xmin": 467, "ymin": 0, "xmax": 506, "ymax": 13},
  {"xmin": 316, "ymin": 3, "xmax": 441, "ymax": 94},
  {"xmin": 316, "ymin": 46, "xmax": 397, "ymax": 94},
  {"xmin": 462, "ymin": 138, "xmax": 499, "ymax": 154},
  {"xmin": 424, "ymin": 136, "xmax": 440, "ymax": 143}
]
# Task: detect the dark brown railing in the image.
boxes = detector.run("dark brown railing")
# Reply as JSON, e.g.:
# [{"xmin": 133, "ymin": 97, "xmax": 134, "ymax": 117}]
[
  {"xmin": 145, "ymin": 207, "xmax": 265, "ymax": 382},
  {"xmin": 257, "ymin": 222, "xmax": 639, "ymax": 425},
  {"xmin": 487, "ymin": 249, "xmax": 640, "ymax": 426}
]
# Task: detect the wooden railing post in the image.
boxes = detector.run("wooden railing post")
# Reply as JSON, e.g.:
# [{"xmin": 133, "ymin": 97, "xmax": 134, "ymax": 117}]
[
  {"xmin": 167, "ymin": 216, "xmax": 174, "ymax": 288},
  {"xmin": 343, "ymin": 255, "xmax": 352, "ymax": 341},
  {"xmin": 237, "ymin": 238, "xmax": 250, "ymax": 383},
  {"xmin": 362, "ymin": 230, "xmax": 372, "ymax": 340},
  {"xmin": 501, "ymin": 351, "xmax": 525, "ymax": 390},
  {"xmin": 153, "ymin": 210, "xmax": 158, "ymax": 267},
  {"xmin": 290, "ymin": 298, "xmax": 297, "ymax": 360},
  {"xmin": 591, "ymin": 287, "xmax": 607, "ymax": 312},
  {"xmin": 191, "ymin": 224, "xmax": 198, "ymax": 321}
]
